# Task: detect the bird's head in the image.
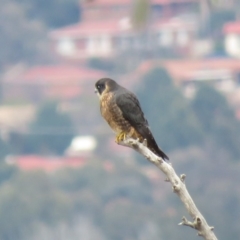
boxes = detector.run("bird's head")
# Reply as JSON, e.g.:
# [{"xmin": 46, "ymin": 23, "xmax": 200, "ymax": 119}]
[{"xmin": 95, "ymin": 78, "xmax": 118, "ymax": 97}]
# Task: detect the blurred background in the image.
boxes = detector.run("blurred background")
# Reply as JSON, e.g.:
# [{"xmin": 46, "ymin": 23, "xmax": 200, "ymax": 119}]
[{"xmin": 1, "ymin": 0, "xmax": 240, "ymax": 239}]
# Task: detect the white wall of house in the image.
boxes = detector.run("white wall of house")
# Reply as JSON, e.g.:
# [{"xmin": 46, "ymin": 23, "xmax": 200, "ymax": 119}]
[
  {"xmin": 225, "ymin": 34, "xmax": 240, "ymax": 58},
  {"xmin": 56, "ymin": 38, "xmax": 76, "ymax": 57},
  {"xmin": 86, "ymin": 35, "xmax": 112, "ymax": 57}
]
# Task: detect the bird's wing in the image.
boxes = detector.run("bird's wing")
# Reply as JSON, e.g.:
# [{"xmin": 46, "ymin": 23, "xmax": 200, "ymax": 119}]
[
  {"xmin": 116, "ymin": 91, "xmax": 169, "ymax": 160},
  {"xmin": 116, "ymin": 91, "xmax": 147, "ymax": 127}
]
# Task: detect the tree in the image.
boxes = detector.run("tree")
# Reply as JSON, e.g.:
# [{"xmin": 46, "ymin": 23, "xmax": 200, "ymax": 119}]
[
  {"xmin": 17, "ymin": 0, "xmax": 80, "ymax": 28},
  {"xmin": 136, "ymin": 67, "xmax": 203, "ymax": 152},
  {"xmin": 0, "ymin": 138, "xmax": 10, "ymax": 160},
  {"xmin": 0, "ymin": 0, "xmax": 48, "ymax": 70},
  {"xmin": 87, "ymin": 58, "xmax": 115, "ymax": 72},
  {"xmin": 0, "ymin": 171, "xmax": 74, "ymax": 240},
  {"xmin": 25, "ymin": 101, "xmax": 74, "ymax": 155},
  {"xmin": 191, "ymin": 85, "xmax": 240, "ymax": 160},
  {"xmin": 0, "ymin": 162, "xmax": 16, "ymax": 184}
]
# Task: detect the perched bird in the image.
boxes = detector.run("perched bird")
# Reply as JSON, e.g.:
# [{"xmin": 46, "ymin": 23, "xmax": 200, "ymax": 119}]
[{"xmin": 95, "ymin": 78, "xmax": 169, "ymax": 161}]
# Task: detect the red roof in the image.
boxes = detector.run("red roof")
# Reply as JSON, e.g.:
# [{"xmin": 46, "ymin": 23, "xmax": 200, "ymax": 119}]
[
  {"xmin": 130, "ymin": 59, "xmax": 240, "ymax": 85},
  {"xmin": 223, "ymin": 21, "xmax": 240, "ymax": 34},
  {"xmin": 7, "ymin": 65, "xmax": 106, "ymax": 99},
  {"xmin": 153, "ymin": 18, "xmax": 196, "ymax": 31},
  {"xmin": 8, "ymin": 155, "xmax": 87, "ymax": 172},
  {"xmin": 51, "ymin": 18, "xmax": 195, "ymax": 39},
  {"xmin": 50, "ymin": 19, "xmax": 130, "ymax": 38},
  {"xmin": 83, "ymin": 0, "xmax": 196, "ymax": 6},
  {"xmin": 83, "ymin": 0, "xmax": 131, "ymax": 5},
  {"xmin": 163, "ymin": 59, "xmax": 240, "ymax": 83},
  {"xmin": 22, "ymin": 65, "xmax": 105, "ymax": 82}
]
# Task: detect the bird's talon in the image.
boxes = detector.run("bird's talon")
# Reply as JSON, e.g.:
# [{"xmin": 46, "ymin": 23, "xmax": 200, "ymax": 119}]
[{"xmin": 115, "ymin": 132, "xmax": 126, "ymax": 143}]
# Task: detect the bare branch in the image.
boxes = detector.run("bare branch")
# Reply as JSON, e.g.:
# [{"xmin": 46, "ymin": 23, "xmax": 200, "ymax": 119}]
[
  {"xmin": 118, "ymin": 138, "xmax": 218, "ymax": 240},
  {"xmin": 179, "ymin": 216, "xmax": 195, "ymax": 228}
]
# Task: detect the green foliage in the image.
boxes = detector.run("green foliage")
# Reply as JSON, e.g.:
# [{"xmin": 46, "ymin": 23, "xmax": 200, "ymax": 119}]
[
  {"xmin": 0, "ymin": 171, "xmax": 73, "ymax": 240},
  {"xmin": 0, "ymin": 0, "xmax": 80, "ymax": 70},
  {"xmin": 0, "ymin": 163, "xmax": 17, "ymax": 184},
  {"xmin": 135, "ymin": 67, "xmax": 240, "ymax": 161},
  {"xmin": 136, "ymin": 67, "xmax": 203, "ymax": 152},
  {"xmin": 0, "ymin": 163, "xmax": 162, "ymax": 240},
  {"xmin": 8, "ymin": 132, "xmax": 28, "ymax": 155},
  {"xmin": 88, "ymin": 58, "xmax": 115, "ymax": 72},
  {"xmin": 0, "ymin": 138, "xmax": 10, "ymax": 160},
  {"xmin": 208, "ymin": 10, "xmax": 235, "ymax": 55},
  {"xmin": 132, "ymin": 0, "xmax": 150, "ymax": 29},
  {"xmin": 191, "ymin": 85, "xmax": 240, "ymax": 159},
  {"xmin": 209, "ymin": 10, "xmax": 235, "ymax": 35},
  {"xmin": 0, "ymin": 1, "xmax": 48, "ymax": 70},
  {"xmin": 0, "ymin": 156, "xmax": 238, "ymax": 240},
  {"xmin": 17, "ymin": 0, "xmax": 80, "ymax": 28},
  {"xmin": 25, "ymin": 101, "xmax": 74, "ymax": 155},
  {"xmin": 191, "ymin": 85, "xmax": 232, "ymax": 131}
]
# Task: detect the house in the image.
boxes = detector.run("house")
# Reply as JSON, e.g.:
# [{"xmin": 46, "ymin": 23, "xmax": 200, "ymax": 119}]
[
  {"xmin": 49, "ymin": 0, "xmax": 199, "ymax": 61},
  {"xmin": 130, "ymin": 59, "xmax": 240, "ymax": 93},
  {"xmin": 2, "ymin": 65, "xmax": 106, "ymax": 102},
  {"xmin": 223, "ymin": 21, "xmax": 240, "ymax": 58},
  {"xmin": 162, "ymin": 59, "xmax": 240, "ymax": 97},
  {"xmin": 80, "ymin": 0, "xmax": 197, "ymax": 22},
  {"xmin": 128, "ymin": 59, "xmax": 240, "ymax": 118}
]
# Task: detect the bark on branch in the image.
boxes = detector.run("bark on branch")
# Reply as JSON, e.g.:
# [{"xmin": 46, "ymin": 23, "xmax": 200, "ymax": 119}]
[{"xmin": 118, "ymin": 138, "xmax": 218, "ymax": 240}]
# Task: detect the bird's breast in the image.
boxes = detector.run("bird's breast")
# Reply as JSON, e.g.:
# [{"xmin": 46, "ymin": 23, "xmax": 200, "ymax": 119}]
[{"xmin": 100, "ymin": 92, "xmax": 131, "ymax": 133}]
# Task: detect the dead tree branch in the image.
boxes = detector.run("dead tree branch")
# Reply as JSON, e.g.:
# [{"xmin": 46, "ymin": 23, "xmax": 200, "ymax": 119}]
[{"xmin": 118, "ymin": 138, "xmax": 217, "ymax": 240}]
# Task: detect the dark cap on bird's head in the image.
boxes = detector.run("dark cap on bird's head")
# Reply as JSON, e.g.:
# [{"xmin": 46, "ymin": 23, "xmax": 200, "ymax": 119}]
[{"xmin": 95, "ymin": 78, "xmax": 118, "ymax": 95}]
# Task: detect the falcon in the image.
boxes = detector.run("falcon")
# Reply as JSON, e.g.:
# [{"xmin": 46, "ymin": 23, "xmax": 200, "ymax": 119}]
[{"xmin": 95, "ymin": 78, "xmax": 169, "ymax": 161}]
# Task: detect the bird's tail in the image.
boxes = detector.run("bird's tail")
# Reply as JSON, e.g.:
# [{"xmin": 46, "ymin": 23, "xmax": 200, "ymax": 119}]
[
  {"xmin": 145, "ymin": 130, "xmax": 169, "ymax": 161},
  {"xmin": 136, "ymin": 126, "xmax": 169, "ymax": 161},
  {"xmin": 149, "ymin": 144, "xmax": 169, "ymax": 161}
]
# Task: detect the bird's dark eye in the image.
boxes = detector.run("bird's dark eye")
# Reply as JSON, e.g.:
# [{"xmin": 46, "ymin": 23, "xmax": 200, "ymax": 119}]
[{"xmin": 96, "ymin": 83, "xmax": 105, "ymax": 94}]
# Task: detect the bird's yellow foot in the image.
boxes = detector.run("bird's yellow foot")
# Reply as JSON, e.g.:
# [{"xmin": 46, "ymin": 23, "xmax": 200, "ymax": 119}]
[{"xmin": 115, "ymin": 132, "xmax": 126, "ymax": 143}]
